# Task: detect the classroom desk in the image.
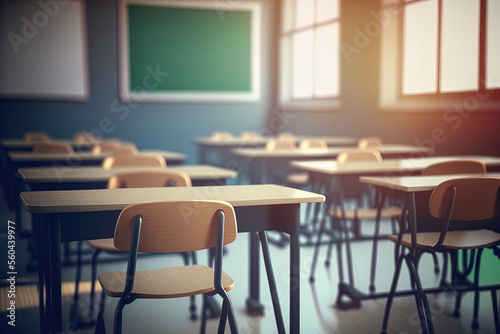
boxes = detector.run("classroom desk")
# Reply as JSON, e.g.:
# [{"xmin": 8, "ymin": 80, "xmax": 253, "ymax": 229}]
[
  {"xmin": 21, "ymin": 184, "xmax": 325, "ymax": 334},
  {"xmin": 359, "ymin": 173, "xmax": 500, "ymax": 332},
  {"xmin": 192, "ymin": 136, "xmax": 357, "ymax": 166},
  {"xmin": 234, "ymin": 145, "xmax": 432, "ymax": 184},
  {"xmin": 18, "ymin": 165, "xmax": 238, "ymax": 189},
  {"xmin": 290, "ymin": 156, "xmax": 500, "ymax": 308}
]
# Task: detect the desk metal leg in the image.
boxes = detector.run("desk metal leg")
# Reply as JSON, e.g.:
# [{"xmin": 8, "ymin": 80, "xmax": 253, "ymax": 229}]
[
  {"xmin": 290, "ymin": 215, "xmax": 300, "ymax": 334},
  {"xmin": 34, "ymin": 215, "xmax": 46, "ymax": 334},
  {"xmin": 246, "ymin": 232, "xmax": 264, "ymax": 315},
  {"xmin": 49, "ymin": 215, "xmax": 62, "ymax": 334}
]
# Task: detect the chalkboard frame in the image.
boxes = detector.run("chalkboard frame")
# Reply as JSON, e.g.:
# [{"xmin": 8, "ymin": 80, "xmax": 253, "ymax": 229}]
[{"xmin": 118, "ymin": 0, "xmax": 261, "ymax": 103}]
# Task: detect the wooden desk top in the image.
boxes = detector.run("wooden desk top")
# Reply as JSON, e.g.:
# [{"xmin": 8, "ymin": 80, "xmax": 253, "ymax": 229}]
[
  {"xmin": 21, "ymin": 184, "xmax": 326, "ymax": 214},
  {"xmin": 233, "ymin": 145, "xmax": 430, "ymax": 159},
  {"xmin": 359, "ymin": 173, "xmax": 500, "ymax": 192},
  {"xmin": 291, "ymin": 156, "xmax": 500, "ymax": 175},
  {"xmin": 8, "ymin": 150, "xmax": 186, "ymax": 162},
  {"xmin": 18, "ymin": 165, "xmax": 237, "ymax": 183},
  {"xmin": 0, "ymin": 138, "xmax": 128, "ymax": 149}
]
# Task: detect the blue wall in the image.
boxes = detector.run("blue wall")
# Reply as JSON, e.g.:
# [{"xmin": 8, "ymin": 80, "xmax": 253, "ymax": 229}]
[{"xmin": 0, "ymin": 0, "xmax": 274, "ymax": 165}]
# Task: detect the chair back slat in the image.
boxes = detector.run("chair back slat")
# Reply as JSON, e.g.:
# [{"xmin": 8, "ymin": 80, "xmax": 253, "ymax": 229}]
[
  {"xmin": 298, "ymin": 139, "xmax": 327, "ymax": 149},
  {"xmin": 266, "ymin": 139, "xmax": 296, "ymax": 150},
  {"xmin": 114, "ymin": 201, "xmax": 237, "ymax": 253},
  {"xmin": 337, "ymin": 150, "xmax": 382, "ymax": 163},
  {"xmin": 421, "ymin": 159, "xmax": 487, "ymax": 176},
  {"xmin": 23, "ymin": 132, "xmax": 50, "ymax": 142},
  {"xmin": 107, "ymin": 170, "xmax": 191, "ymax": 188},
  {"xmin": 429, "ymin": 178, "xmax": 500, "ymax": 221},
  {"xmin": 32, "ymin": 142, "xmax": 74, "ymax": 154},
  {"xmin": 102, "ymin": 154, "xmax": 166, "ymax": 169},
  {"xmin": 357, "ymin": 137, "xmax": 383, "ymax": 149}
]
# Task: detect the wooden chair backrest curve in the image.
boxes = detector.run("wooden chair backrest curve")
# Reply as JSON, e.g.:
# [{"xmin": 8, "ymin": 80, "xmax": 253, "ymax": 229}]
[
  {"xmin": 421, "ymin": 159, "xmax": 487, "ymax": 176},
  {"xmin": 102, "ymin": 154, "xmax": 166, "ymax": 169},
  {"xmin": 357, "ymin": 137, "xmax": 383, "ymax": 149},
  {"xmin": 23, "ymin": 132, "xmax": 50, "ymax": 142},
  {"xmin": 337, "ymin": 150, "xmax": 382, "ymax": 163},
  {"xmin": 107, "ymin": 170, "xmax": 191, "ymax": 189},
  {"xmin": 32, "ymin": 142, "xmax": 74, "ymax": 154},
  {"xmin": 298, "ymin": 139, "xmax": 328, "ymax": 150},
  {"xmin": 266, "ymin": 139, "xmax": 296, "ymax": 150},
  {"xmin": 429, "ymin": 177, "xmax": 500, "ymax": 221},
  {"xmin": 114, "ymin": 201, "xmax": 237, "ymax": 253}
]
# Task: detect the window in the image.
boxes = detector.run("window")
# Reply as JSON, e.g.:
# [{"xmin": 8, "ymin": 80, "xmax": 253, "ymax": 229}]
[
  {"xmin": 280, "ymin": 0, "xmax": 341, "ymax": 110},
  {"xmin": 379, "ymin": 0, "xmax": 500, "ymax": 111}
]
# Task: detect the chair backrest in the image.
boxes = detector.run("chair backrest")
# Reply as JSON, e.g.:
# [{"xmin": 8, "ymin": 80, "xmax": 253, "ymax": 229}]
[
  {"xmin": 421, "ymin": 159, "xmax": 487, "ymax": 176},
  {"xmin": 102, "ymin": 154, "xmax": 166, "ymax": 169},
  {"xmin": 337, "ymin": 150, "xmax": 382, "ymax": 163},
  {"xmin": 107, "ymin": 170, "xmax": 192, "ymax": 189},
  {"xmin": 32, "ymin": 142, "xmax": 74, "ymax": 154},
  {"xmin": 266, "ymin": 139, "xmax": 296, "ymax": 150},
  {"xmin": 210, "ymin": 131, "xmax": 234, "ymax": 140},
  {"xmin": 239, "ymin": 131, "xmax": 261, "ymax": 140},
  {"xmin": 92, "ymin": 141, "xmax": 133, "ymax": 154},
  {"xmin": 357, "ymin": 137, "xmax": 383, "ymax": 149},
  {"xmin": 429, "ymin": 177, "xmax": 500, "ymax": 221},
  {"xmin": 73, "ymin": 132, "xmax": 100, "ymax": 143},
  {"xmin": 23, "ymin": 132, "xmax": 50, "ymax": 142},
  {"xmin": 275, "ymin": 132, "xmax": 294, "ymax": 141},
  {"xmin": 114, "ymin": 200, "xmax": 238, "ymax": 253},
  {"xmin": 298, "ymin": 139, "xmax": 328, "ymax": 150}
]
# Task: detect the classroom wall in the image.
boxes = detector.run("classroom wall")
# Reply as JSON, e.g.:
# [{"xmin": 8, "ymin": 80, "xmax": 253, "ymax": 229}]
[
  {"xmin": 0, "ymin": 0, "xmax": 275, "ymax": 164},
  {"xmin": 276, "ymin": 0, "xmax": 500, "ymax": 157},
  {"xmin": 1, "ymin": 0, "xmax": 499, "ymax": 161}
]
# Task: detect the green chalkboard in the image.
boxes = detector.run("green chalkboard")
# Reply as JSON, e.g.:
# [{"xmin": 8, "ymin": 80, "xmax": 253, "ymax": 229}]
[{"xmin": 119, "ymin": 1, "xmax": 261, "ymax": 102}]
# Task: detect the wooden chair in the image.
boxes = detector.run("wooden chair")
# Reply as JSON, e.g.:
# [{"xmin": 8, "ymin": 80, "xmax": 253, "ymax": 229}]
[
  {"xmin": 71, "ymin": 170, "xmax": 192, "ymax": 327},
  {"xmin": 357, "ymin": 137, "xmax": 383, "ymax": 149},
  {"xmin": 22, "ymin": 131, "xmax": 50, "ymax": 142},
  {"xmin": 91, "ymin": 141, "xmax": 133, "ymax": 154},
  {"xmin": 94, "ymin": 200, "xmax": 239, "ymax": 334},
  {"xmin": 265, "ymin": 138, "xmax": 296, "ymax": 150},
  {"xmin": 32, "ymin": 142, "xmax": 74, "ymax": 154},
  {"xmin": 275, "ymin": 132, "xmax": 294, "ymax": 141},
  {"xmin": 239, "ymin": 131, "xmax": 261, "ymax": 140},
  {"xmin": 309, "ymin": 150, "xmax": 403, "ymax": 299},
  {"xmin": 73, "ymin": 132, "xmax": 100, "ymax": 143},
  {"xmin": 102, "ymin": 153, "xmax": 165, "ymax": 169},
  {"xmin": 210, "ymin": 131, "xmax": 234, "ymax": 140},
  {"xmin": 380, "ymin": 178, "xmax": 500, "ymax": 334}
]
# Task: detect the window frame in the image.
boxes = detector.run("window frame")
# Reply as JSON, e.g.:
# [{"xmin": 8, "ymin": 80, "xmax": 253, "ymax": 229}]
[
  {"xmin": 279, "ymin": 0, "xmax": 342, "ymax": 112},
  {"xmin": 379, "ymin": 0, "xmax": 500, "ymax": 112}
]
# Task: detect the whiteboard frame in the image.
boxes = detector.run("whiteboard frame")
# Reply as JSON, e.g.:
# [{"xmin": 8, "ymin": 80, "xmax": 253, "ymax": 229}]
[{"xmin": 118, "ymin": 0, "xmax": 261, "ymax": 103}]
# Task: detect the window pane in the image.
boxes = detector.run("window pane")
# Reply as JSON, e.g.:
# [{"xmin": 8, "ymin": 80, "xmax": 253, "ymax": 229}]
[
  {"xmin": 315, "ymin": 23, "xmax": 339, "ymax": 97},
  {"xmin": 295, "ymin": 0, "xmax": 314, "ymax": 28},
  {"xmin": 292, "ymin": 29, "xmax": 314, "ymax": 98},
  {"xmin": 317, "ymin": 0, "xmax": 339, "ymax": 22},
  {"xmin": 440, "ymin": 0, "xmax": 480, "ymax": 92},
  {"xmin": 487, "ymin": 0, "xmax": 500, "ymax": 89},
  {"xmin": 403, "ymin": 0, "xmax": 438, "ymax": 95}
]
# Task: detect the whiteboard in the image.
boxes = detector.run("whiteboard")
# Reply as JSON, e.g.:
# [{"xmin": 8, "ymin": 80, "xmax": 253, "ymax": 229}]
[{"xmin": 0, "ymin": 0, "xmax": 89, "ymax": 101}]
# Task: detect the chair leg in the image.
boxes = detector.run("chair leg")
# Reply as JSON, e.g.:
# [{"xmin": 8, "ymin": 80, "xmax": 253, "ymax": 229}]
[
  {"xmin": 491, "ymin": 289, "xmax": 499, "ymax": 333},
  {"xmin": 471, "ymin": 248, "xmax": 483, "ymax": 330},
  {"xmin": 449, "ymin": 250, "xmax": 462, "ymax": 317},
  {"xmin": 95, "ymin": 291, "xmax": 106, "ymax": 334},
  {"xmin": 199, "ymin": 294, "xmax": 208, "ymax": 334},
  {"xmin": 113, "ymin": 295, "xmax": 136, "ymax": 334},
  {"xmin": 217, "ymin": 299, "xmax": 228, "ymax": 334},
  {"xmin": 258, "ymin": 231, "xmax": 285, "ymax": 334},
  {"xmin": 380, "ymin": 253, "xmax": 405, "ymax": 334},
  {"xmin": 89, "ymin": 249, "xmax": 102, "ymax": 320},
  {"xmin": 309, "ymin": 214, "xmax": 328, "ymax": 283},
  {"xmin": 218, "ymin": 292, "xmax": 238, "ymax": 334},
  {"xmin": 406, "ymin": 255, "xmax": 434, "ymax": 334}
]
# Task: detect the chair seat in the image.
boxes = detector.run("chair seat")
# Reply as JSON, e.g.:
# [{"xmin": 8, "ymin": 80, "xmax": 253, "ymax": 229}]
[
  {"xmin": 329, "ymin": 206, "xmax": 402, "ymax": 219},
  {"xmin": 287, "ymin": 173, "xmax": 309, "ymax": 185},
  {"xmin": 86, "ymin": 238, "xmax": 119, "ymax": 252},
  {"xmin": 99, "ymin": 265, "xmax": 235, "ymax": 298},
  {"xmin": 389, "ymin": 229, "xmax": 500, "ymax": 250}
]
